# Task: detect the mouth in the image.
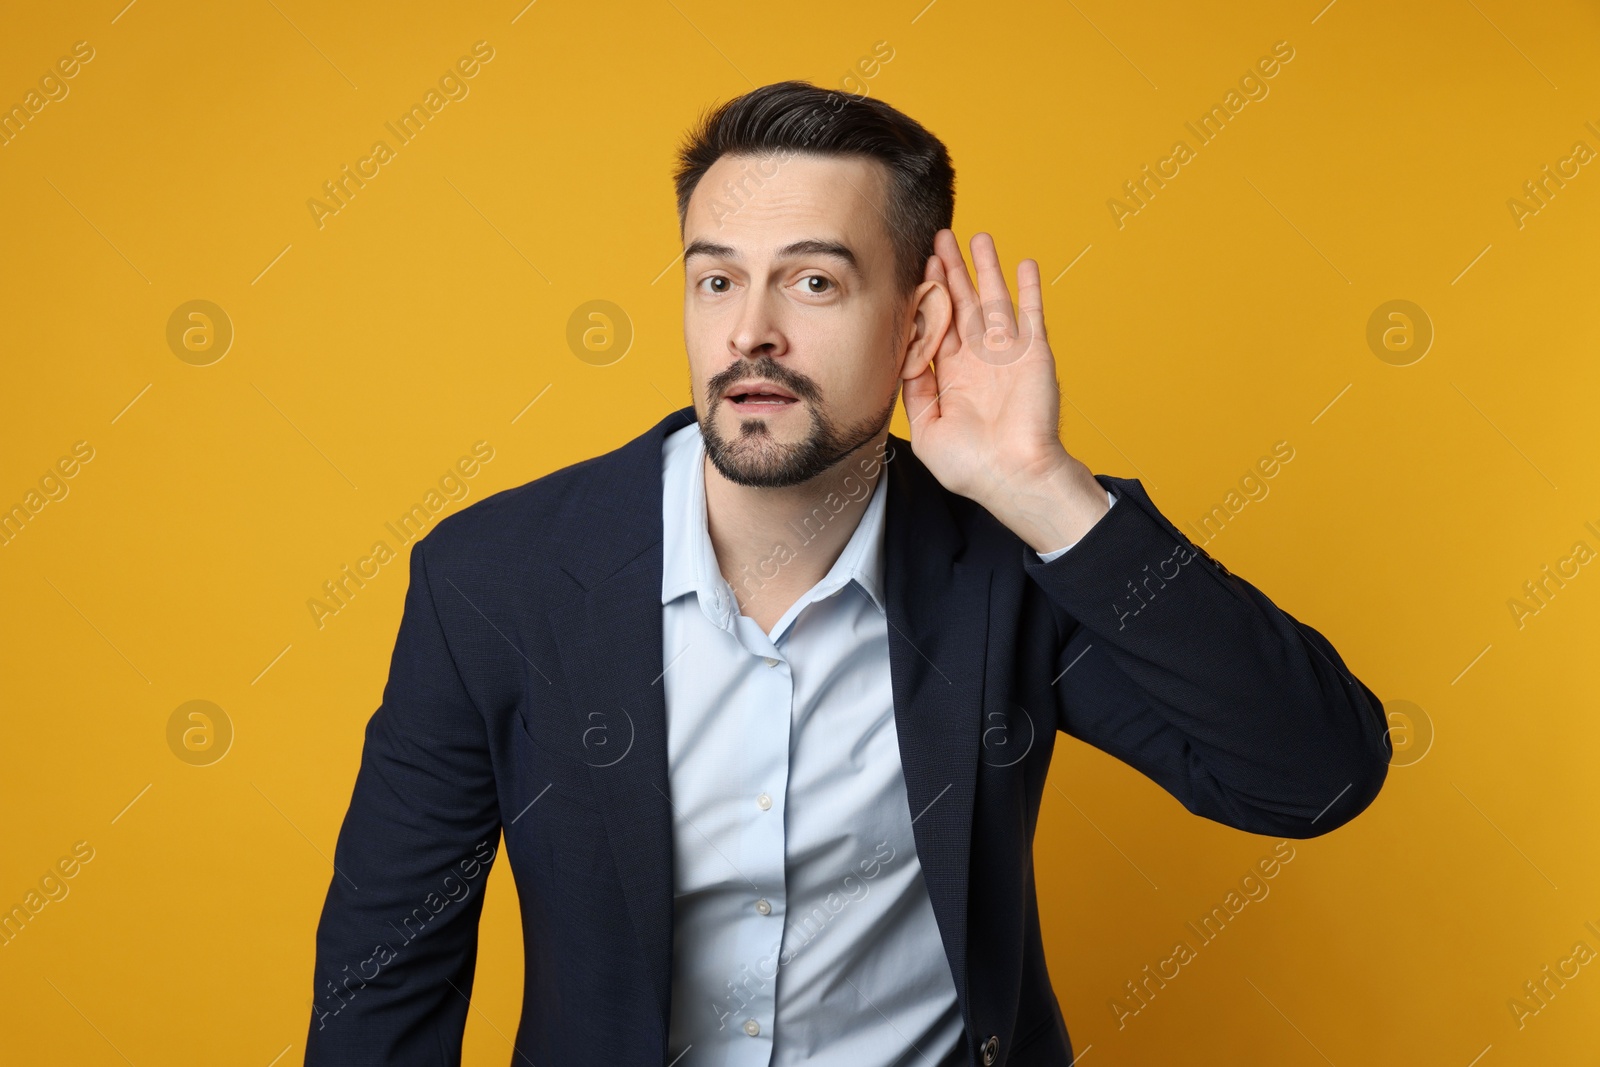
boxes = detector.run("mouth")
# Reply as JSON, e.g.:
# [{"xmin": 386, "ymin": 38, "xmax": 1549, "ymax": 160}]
[{"xmin": 724, "ymin": 382, "xmax": 800, "ymax": 409}]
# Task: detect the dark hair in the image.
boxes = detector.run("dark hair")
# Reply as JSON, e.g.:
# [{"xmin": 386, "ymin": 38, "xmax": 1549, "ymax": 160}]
[{"xmin": 673, "ymin": 79, "xmax": 956, "ymax": 298}]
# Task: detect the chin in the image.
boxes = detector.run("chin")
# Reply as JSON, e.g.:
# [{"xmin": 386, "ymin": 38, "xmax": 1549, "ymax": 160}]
[{"xmin": 713, "ymin": 438, "xmax": 808, "ymax": 488}]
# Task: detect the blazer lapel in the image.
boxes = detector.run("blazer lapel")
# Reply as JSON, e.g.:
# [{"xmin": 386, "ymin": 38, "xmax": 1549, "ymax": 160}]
[
  {"xmin": 542, "ymin": 409, "xmax": 691, "ymax": 1036},
  {"xmin": 547, "ymin": 557, "xmax": 676, "ymax": 1030},
  {"xmin": 883, "ymin": 434, "xmax": 993, "ymax": 1012}
]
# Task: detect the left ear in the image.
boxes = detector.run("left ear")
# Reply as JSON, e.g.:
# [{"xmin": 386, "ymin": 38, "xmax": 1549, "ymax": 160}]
[{"xmin": 898, "ymin": 258, "xmax": 952, "ymax": 382}]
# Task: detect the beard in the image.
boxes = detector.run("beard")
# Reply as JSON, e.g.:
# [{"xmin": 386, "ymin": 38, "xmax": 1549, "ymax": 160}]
[{"xmin": 697, "ymin": 357, "xmax": 897, "ymax": 489}]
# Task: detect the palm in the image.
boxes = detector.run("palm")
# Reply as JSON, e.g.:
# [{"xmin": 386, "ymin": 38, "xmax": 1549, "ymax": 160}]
[{"xmin": 903, "ymin": 230, "xmax": 1069, "ymax": 506}]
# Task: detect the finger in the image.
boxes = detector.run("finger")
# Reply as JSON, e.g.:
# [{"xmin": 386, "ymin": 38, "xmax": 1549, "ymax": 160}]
[
  {"xmin": 1017, "ymin": 257, "xmax": 1047, "ymax": 347},
  {"xmin": 901, "ymin": 361, "xmax": 941, "ymax": 433},
  {"xmin": 934, "ymin": 229, "xmax": 980, "ymax": 332},
  {"xmin": 970, "ymin": 232, "xmax": 1016, "ymax": 335}
]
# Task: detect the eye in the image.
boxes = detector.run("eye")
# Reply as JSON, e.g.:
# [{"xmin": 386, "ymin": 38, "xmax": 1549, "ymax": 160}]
[
  {"xmin": 698, "ymin": 276, "xmax": 732, "ymax": 294},
  {"xmin": 796, "ymin": 275, "xmax": 834, "ymax": 295}
]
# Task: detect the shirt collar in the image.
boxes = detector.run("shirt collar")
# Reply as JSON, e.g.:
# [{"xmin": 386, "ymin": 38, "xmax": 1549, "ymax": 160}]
[{"xmin": 661, "ymin": 421, "xmax": 887, "ymax": 629}]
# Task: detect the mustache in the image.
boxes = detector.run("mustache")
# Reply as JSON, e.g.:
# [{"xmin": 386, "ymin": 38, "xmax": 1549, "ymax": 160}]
[{"xmin": 708, "ymin": 358, "xmax": 820, "ymax": 402}]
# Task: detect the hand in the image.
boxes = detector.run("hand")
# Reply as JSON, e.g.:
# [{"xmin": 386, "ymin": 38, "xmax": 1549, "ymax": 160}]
[{"xmin": 902, "ymin": 229, "xmax": 1110, "ymax": 553}]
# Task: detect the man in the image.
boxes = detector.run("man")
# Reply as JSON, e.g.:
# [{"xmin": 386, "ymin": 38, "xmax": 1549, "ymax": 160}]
[{"xmin": 305, "ymin": 80, "xmax": 1390, "ymax": 1066}]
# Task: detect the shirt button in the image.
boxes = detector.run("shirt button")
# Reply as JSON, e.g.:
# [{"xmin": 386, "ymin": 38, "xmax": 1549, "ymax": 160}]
[
  {"xmin": 763, "ymin": 657, "xmax": 779, "ymax": 667},
  {"xmin": 743, "ymin": 1019, "xmax": 761, "ymax": 1037},
  {"xmin": 756, "ymin": 793, "xmax": 772, "ymax": 811},
  {"xmin": 755, "ymin": 898, "xmax": 772, "ymax": 915}
]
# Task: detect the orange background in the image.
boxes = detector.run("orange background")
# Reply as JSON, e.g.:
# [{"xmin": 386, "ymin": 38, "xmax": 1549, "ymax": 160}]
[{"xmin": 2, "ymin": 0, "xmax": 1597, "ymax": 1063}]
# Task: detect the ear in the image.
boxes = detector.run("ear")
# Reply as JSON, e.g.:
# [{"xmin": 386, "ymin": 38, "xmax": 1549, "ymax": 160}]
[{"xmin": 899, "ymin": 257, "xmax": 952, "ymax": 382}]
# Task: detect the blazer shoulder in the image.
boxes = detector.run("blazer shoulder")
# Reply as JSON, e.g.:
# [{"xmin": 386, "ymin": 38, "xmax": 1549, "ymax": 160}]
[
  {"xmin": 417, "ymin": 435, "xmax": 654, "ymax": 590},
  {"xmin": 431, "ymin": 451, "xmax": 601, "ymax": 540}
]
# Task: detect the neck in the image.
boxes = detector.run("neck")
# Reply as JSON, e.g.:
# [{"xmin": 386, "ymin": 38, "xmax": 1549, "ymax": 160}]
[{"xmin": 702, "ymin": 430, "xmax": 888, "ymax": 629}]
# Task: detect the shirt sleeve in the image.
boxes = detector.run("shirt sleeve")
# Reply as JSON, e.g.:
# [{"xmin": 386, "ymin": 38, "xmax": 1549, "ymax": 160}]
[{"xmin": 1034, "ymin": 488, "xmax": 1118, "ymax": 562}]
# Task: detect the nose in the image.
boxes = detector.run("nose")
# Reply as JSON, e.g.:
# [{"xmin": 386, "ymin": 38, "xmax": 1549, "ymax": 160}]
[{"xmin": 729, "ymin": 287, "xmax": 787, "ymax": 362}]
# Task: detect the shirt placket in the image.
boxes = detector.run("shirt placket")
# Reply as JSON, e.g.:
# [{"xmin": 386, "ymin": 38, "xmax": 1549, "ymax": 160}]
[{"xmin": 715, "ymin": 606, "xmax": 794, "ymax": 1058}]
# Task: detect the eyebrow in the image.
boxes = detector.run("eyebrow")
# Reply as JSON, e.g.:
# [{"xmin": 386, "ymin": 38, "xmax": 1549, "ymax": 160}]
[{"xmin": 683, "ymin": 238, "xmax": 860, "ymax": 274}]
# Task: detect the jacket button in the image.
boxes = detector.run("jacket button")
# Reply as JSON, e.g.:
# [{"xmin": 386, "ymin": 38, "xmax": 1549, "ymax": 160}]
[{"xmin": 981, "ymin": 1035, "xmax": 1000, "ymax": 1065}]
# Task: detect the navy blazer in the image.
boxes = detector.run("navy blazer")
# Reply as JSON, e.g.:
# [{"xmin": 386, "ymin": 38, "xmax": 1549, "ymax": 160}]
[{"xmin": 305, "ymin": 405, "xmax": 1390, "ymax": 1066}]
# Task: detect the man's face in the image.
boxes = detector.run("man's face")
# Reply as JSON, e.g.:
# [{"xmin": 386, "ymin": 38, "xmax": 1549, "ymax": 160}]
[{"xmin": 682, "ymin": 152, "xmax": 907, "ymax": 488}]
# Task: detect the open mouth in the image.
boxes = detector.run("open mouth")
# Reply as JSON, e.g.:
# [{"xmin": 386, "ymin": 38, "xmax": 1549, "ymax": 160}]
[{"xmin": 725, "ymin": 384, "xmax": 800, "ymax": 408}]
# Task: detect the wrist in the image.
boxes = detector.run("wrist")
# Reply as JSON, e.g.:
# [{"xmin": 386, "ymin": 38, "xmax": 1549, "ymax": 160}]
[{"xmin": 989, "ymin": 454, "xmax": 1110, "ymax": 555}]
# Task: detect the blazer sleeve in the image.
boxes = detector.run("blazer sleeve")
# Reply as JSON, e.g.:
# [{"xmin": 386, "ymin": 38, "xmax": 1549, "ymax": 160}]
[
  {"xmin": 1022, "ymin": 473, "xmax": 1391, "ymax": 838},
  {"xmin": 304, "ymin": 534, "xmax": 504, "ymax": 1064}
]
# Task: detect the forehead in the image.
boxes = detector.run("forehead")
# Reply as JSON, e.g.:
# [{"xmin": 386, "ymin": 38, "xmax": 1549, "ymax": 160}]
[{"xmin": 683, "ymin": 152, "xmax": 893, "ymax": 261}]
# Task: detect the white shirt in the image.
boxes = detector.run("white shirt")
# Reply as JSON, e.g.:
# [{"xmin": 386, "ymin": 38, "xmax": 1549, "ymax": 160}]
[{"xmin": 659, "ymin": 422, "xmax": 1113, "ymax": 1065}]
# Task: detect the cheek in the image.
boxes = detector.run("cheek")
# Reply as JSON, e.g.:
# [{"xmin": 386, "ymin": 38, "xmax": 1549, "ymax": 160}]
[
  {"xmin": 809, "ymin": 343, "xmax": 869, "ymax": 401},
  {"xmin": 822, "ymin": 312, "xmax": 898, "ymax": 388},
  {"xmin": 848, "ymin": 322, "xmax": 903, "ymax": 394},
  {"xmin": 681, "ymin": 324, "xmax": 718, "ymax": 387}
]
